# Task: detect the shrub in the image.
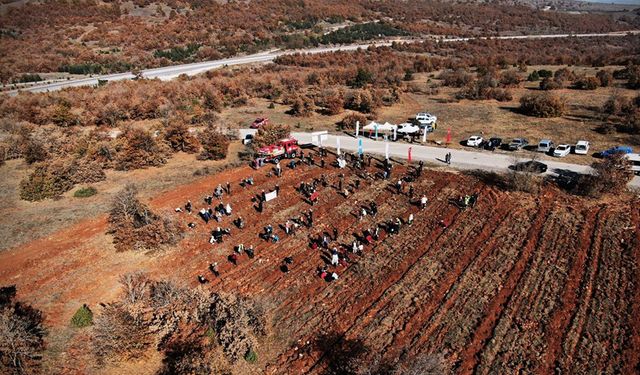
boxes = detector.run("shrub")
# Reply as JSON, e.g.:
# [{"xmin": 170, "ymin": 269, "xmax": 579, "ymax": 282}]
[
  {"xmin": 527, "ymin": 70, "xmax": 540, "ymax": 81},
  {"xmin": 539, "ymin": 77, "xmax": 562, "ymax": 90},
  {"xmin": 23, "ymin": 139, "xmax": 48, "ymax": 164},
  {"xmin": 573, "ymin": 76, "xmax": 599, "ymax": 90},
  {"xmin": 197, "ymin": 126, "xmax": 230, "ymax": 160},
  {"xmin": 500, "ymin": 70, "xmax": 521, "ymax": 87},
  {"xmin": 519, "ymin": 92, "xmax": 566, "ymax": 117},
  {"xmin": 289, "ymin": 95, "xmax": 315, "ymax": 117},
  {"xmin": 596, "ymin": 70, "xmax": 613, "ymax": 87},
  {"xmin": 573, "ymin": 153, "xmax": 633, "ymax": 197},
  {"xmin": 439, "ymin": 69, "xmax": 473, "ymax": 87},
  {"xmin": 0, "ymin": 285, "xmax": 47, "ymax": 373},
  {"xmin": 244, "ymin": 349, "xmax": 258, "ymax": 363},
  {"xmin": 92, "ymin": 303, "xmax": 152, "ymax": 362},
  {"xmin": 252, "ymin": 123, "xmax": 291, "ymax": 148},
  {"xmin": 627, "ymin": 64, "xmax": 640, "ymax": 89},
  {"xmin": 70, "ymin": 304, "xmax": 93, "ymax": 328},
  {"xmin": 114, "ymin": 127, "xmax": 171, "ymax": 171},
  {"xmin": 20, "ymin": 158, "xmax": 105, "ymax": 201},
  {"xmin": 339, "ymin": 112, "xmax": 367, "ymax": 131},
  {"xmin": 164, "ymin": 121, "xmax": 200, "ymax": 153},
  {"xmin": 208, "ymin": 292, "xmax": 267, "ymax": 362},
  {"xmin": 553, "ymin": 67, "xmax": 576, "ymax": 85},
  {"xmin": 107, "ymin": 184, "xmax": 184, "ymax": 251},
  {"xmin": 538, "ymin": 69, "xmax": 553, "ymax": 78},
  {"xmin": 344, "ymin": 89, "xmax": 381, "ymax": 113},
  {"xmin": 74, "ymin": 186, "xmax": 97, "ymax": 198},
  {"xmin": 350, "ymin": 68, "xmax": 374, "ymax": 88}
]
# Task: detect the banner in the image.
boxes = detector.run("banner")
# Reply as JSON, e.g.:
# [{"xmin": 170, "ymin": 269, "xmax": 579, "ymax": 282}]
[
  {"xmin": 408, "ymin": 147, "xmax": 412, "ymax": 163},
  {"xmin": 355, "ymin": 121, "xmax": 360, "ymax": 137},
  {"xmin": 393, "ymin": 126, "xmax": 397, "ymax": 141},
  {"xmin": 265, "ymin": 190, "xmax": 278, "ymax": 202},
  {"xmin": 337, "ymin": 137, "xmax": 341, "ymax": 155},
  {"xmin": 422, "ymin": 126, "xmax": 428, "ymax": 143},
  {"xmin": 374, "ymin": 124, "xmax": 378, "ymax": 140},
  {"xmin": 385, "ymin": 141, "xmax": 389, "ymax": 160},
  {"xmin": 358, "ymin": 138, "xmax": 363, "ymax": 155},
  {"xmin": 446, "ymin": 128, "xmax": 451, "ymax": 144}
]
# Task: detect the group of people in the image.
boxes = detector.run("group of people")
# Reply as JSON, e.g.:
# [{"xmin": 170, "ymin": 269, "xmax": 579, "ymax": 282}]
[{"xmin": 187, "ymin": 145, "xmax": 439, "ymax": 287}]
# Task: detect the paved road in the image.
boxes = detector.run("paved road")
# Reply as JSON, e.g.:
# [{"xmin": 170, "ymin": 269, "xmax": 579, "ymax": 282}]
[
  {"xmin": 6, "ymin": 30, "xmax": 638, "ymax": 95},
  {"xmin": 282, "ymin": 131, "xmax": 640, "ymax": 187}
]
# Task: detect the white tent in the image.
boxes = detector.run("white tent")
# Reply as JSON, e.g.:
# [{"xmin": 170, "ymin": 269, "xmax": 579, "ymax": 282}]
[
  {"xmin": 363, "ymin": 121, "xmax": 380, "ymax": 131},
  {"xmin": 379, "ymin": 122, "xmax": 397, "ymax": 132}
]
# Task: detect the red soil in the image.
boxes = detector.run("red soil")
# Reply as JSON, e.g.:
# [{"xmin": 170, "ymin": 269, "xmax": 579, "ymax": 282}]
[{"xmin": 0, "ymin": 158, "xmax": 638, "ymax": 374}]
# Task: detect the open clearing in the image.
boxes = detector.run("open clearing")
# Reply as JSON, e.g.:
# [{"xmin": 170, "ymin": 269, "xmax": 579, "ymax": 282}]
[{"xmin": 0, "ymin": 151, "xmax": 638, "ymax": 373}]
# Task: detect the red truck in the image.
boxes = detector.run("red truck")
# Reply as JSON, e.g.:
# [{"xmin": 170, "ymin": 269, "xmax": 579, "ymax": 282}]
[{"xmin": 257, "ymin": 138, "xmax": 300, "ymax": 162}]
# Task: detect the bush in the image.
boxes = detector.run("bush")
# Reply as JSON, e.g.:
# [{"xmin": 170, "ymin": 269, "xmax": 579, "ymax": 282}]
[
  {"xmin": 107, "ymin": 184, "xmax": 184, "ymax": 251},
  {"xmin": 573, "ymin": 76, "xmax": 599, "ymax": 90},
  {"xmin": 164, "ymin": 121, "xmax": 200, "ymax": 153},
  {"xmin": 0, "ymin": 285, "xmax": 47, "ymax": 373},
  {"xmin": 519, "ymin": 92, "xmax": 566, "ymax": 117},
  {"xmin": 500, "ymin": 70, "xmax": 521, "ymax": 87},
  {"xmin": 289, "ymin": 95, "xmax": 315, "ymax": 117},
  {"xmin": 596, "ymin": 70, "xmax": 613, "ymax": 87},
  {"xmin": 70, "ymin": 304, "xmax": 93, "ymax": 328},
  {"xmin": 23, "ymin": 139, "xmax": 48, "ymax": 164},
  {"xmin": 114, "ymin": 126, "xmax": 171, "ymax": 171},
  {"xmin": 539, "ymin": 77, "xmax": 562, "ymax": 90},
  {"xmin": 252, "ymin": 123, "xmax": 291, "ymax": 148},
  {"xmin": 92, "ymin": 303, "xmax": 152, "ymax": 362},
  {"xmin": 573, "ymin": 153, "xmax": 633, "ymax": 197},
  {"xmin": 527, "ymin": 70, "xmax": 540, "ymax": 81},
  {"xmin": 74, "ymin": 186, "xmax": 97, "ymax": 198},
  {"xmin": 538, "ymin": 69, "xmax": 553, "ymax": 78},
  {"xmin": 339, "ymin": 112, "xmax": 367, "ymax": 131},
  {"xmin": 344, "ymin": 89, "xmax": 381, "ymax": 113},
  {"xmin": 439, "ymin": 69, "xmax": 473, "ymax": 87},
  {"xmin": 197, "ymin": 126, "xmax": 230, "ymax": 160},
  {"xmin": 627, "ymin": 64, "xmax": 640, "ymax": 89},
  {"xmin": 20, "ymin": 158, "xmax": 105, "ymax": 201},
  {"xmin": 244, "ymin": 349, "xmax": 258, "ymax": 363},
  {"xmin": 350, "ymin": 68, "xmax": 374, "ymax": 88}
]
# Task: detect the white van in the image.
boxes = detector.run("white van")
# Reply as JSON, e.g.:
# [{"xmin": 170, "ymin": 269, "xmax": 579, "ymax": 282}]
[{"xmin": 627, "ymin": 153, "xmax": 640, "ymax": 175}]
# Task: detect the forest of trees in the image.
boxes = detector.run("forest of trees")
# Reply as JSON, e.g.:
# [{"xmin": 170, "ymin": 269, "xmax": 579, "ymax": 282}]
[{"xmin": 0, "ymin": 0, "xmax": 637, "ymax": 82}]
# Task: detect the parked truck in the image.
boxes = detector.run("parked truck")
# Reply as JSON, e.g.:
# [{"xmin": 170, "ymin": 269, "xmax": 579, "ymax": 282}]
[{"xmin": 257, "ymin": 138, "xmax": 300, "ymax": 163}]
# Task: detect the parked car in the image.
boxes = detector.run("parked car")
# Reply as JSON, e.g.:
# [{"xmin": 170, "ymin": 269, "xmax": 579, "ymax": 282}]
[
  {"xmin": 574, "ymin": 140, "xmax": 590, "ymax": 155},
  {"xmin": 600, "ymin": 145, "xmax": 633, "ymax": 158},
  {"xmin": 513, "ymin": 160, "xmax": 548, "ymax": 173},
  {"xmin": 508, "ymin": 138, "xmax": 529, "ymax": 150},
  {"xmin": 537, "ymin": 139, "xmax": 554, "ymax": 153},
  {"xmin": 553, "ymin": 144, "xmax": 571, "ymax": 157},
  {"xmin": 250, "ymin": 117, "xmax": 269, "ymax": 129},
  {"xmin": 466, "ymin": 135, "xmax": 484, "ymax": 147},
  {"xmin": 415, "ymin": 112, "xmax": 437, "ymax": 125},
  {"xmin": 483, "ymin": 137, "xmax": 502, "ymax": 151},
  {"xmin": 242, "ymin": 134, "xmax": 254, "ymax": 145},
  {"xmin": 627, "ymin": 153, "xmax": 640, "ymax": 175}
]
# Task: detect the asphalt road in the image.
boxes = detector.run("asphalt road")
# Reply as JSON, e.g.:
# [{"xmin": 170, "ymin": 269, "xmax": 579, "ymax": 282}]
[
  {"xmin": 6, "ymin": 30, "xmax": 638, "ymax": 95},
  {"xmin": 242, "ymin": 130, "xmax": 640, "ymax": 188}
]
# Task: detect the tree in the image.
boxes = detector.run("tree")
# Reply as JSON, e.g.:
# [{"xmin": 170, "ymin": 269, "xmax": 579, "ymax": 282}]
[
  {"xmin": 252, "ymin": 123, "xmax": 291, "ymax": 148},
  {"xmin": 573, "ymin": 76, "xmax": 599, "ymax": 90},
  {"xmin": 108, "ymin": 184, "xmax": 184, "ymax": 251},
  {"xmin": 339, "ymin": 112, "xmax": 367, "ymax": 130},
  {"xmin": 351, "ymin": 68, "xmax": 373, "ymax": 88},
  {"xmin": 23, "ymin": 139, "xmax": 48, "ymax": 165},
  {"xmin": 164, "ymin": 120, "xmax": 200, "ymax": 153},
  {"xmin": 527, "ymin": 70, "xmax": 540, "ymax": 82},
  {"xmin": 289, "ymin": 95, "xmax": 315, "ymax": 117},
  {"xmin": 0, "ymin": 286, "xmax": 47, "ymax": 374},
  {"xmin": 114, "ymin": 126, "xmax": 171, "ymax": 171},
  {"xmin": 519, "ymin": 92, "xmax": 566, "ymax": 118},
  {"xmin": 92, "ymin": 303, "xmax": 152, "ymax": 362},
  {"xmin": 574, "ymin": 153, "xmax": 634, "ymax": 197},
  {"xmin": 197, "ymin": 126, "xmax": 230, "ymax": 160}
]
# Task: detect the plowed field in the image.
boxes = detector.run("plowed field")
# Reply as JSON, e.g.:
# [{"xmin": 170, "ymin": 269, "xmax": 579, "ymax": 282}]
[{"xmin": 0, "ymin": 155, "xmax": 638, "ymax": 374}]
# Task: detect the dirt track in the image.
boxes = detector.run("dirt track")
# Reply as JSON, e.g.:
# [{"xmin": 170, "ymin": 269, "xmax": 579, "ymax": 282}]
[{"xmin": 0, "ymin": 154, "xmax": 638, "ymax": 374}]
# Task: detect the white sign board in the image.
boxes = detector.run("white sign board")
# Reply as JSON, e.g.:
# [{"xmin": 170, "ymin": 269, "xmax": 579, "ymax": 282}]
[{"xmin": 265, "ymin": 190, "xmax": 278, "ymax": 202}]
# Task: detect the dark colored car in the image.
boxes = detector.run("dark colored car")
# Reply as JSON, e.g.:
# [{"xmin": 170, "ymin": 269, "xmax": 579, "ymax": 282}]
[
  {"xmin": 508, "ymin": 138, "xmax": 529, "ymax": 151},
  {"xmin": 483, "ymin": 137, "xmax": 502, "ymax": 151},
  {"xmin": 513, "ymin": 160, "xmax": 548, "ymax": 173}
]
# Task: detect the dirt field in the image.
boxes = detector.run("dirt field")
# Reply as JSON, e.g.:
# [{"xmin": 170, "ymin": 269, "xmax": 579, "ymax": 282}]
[{"xmin": 0, "ymin": 150, "xmax": 638, "ymax": 374}]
